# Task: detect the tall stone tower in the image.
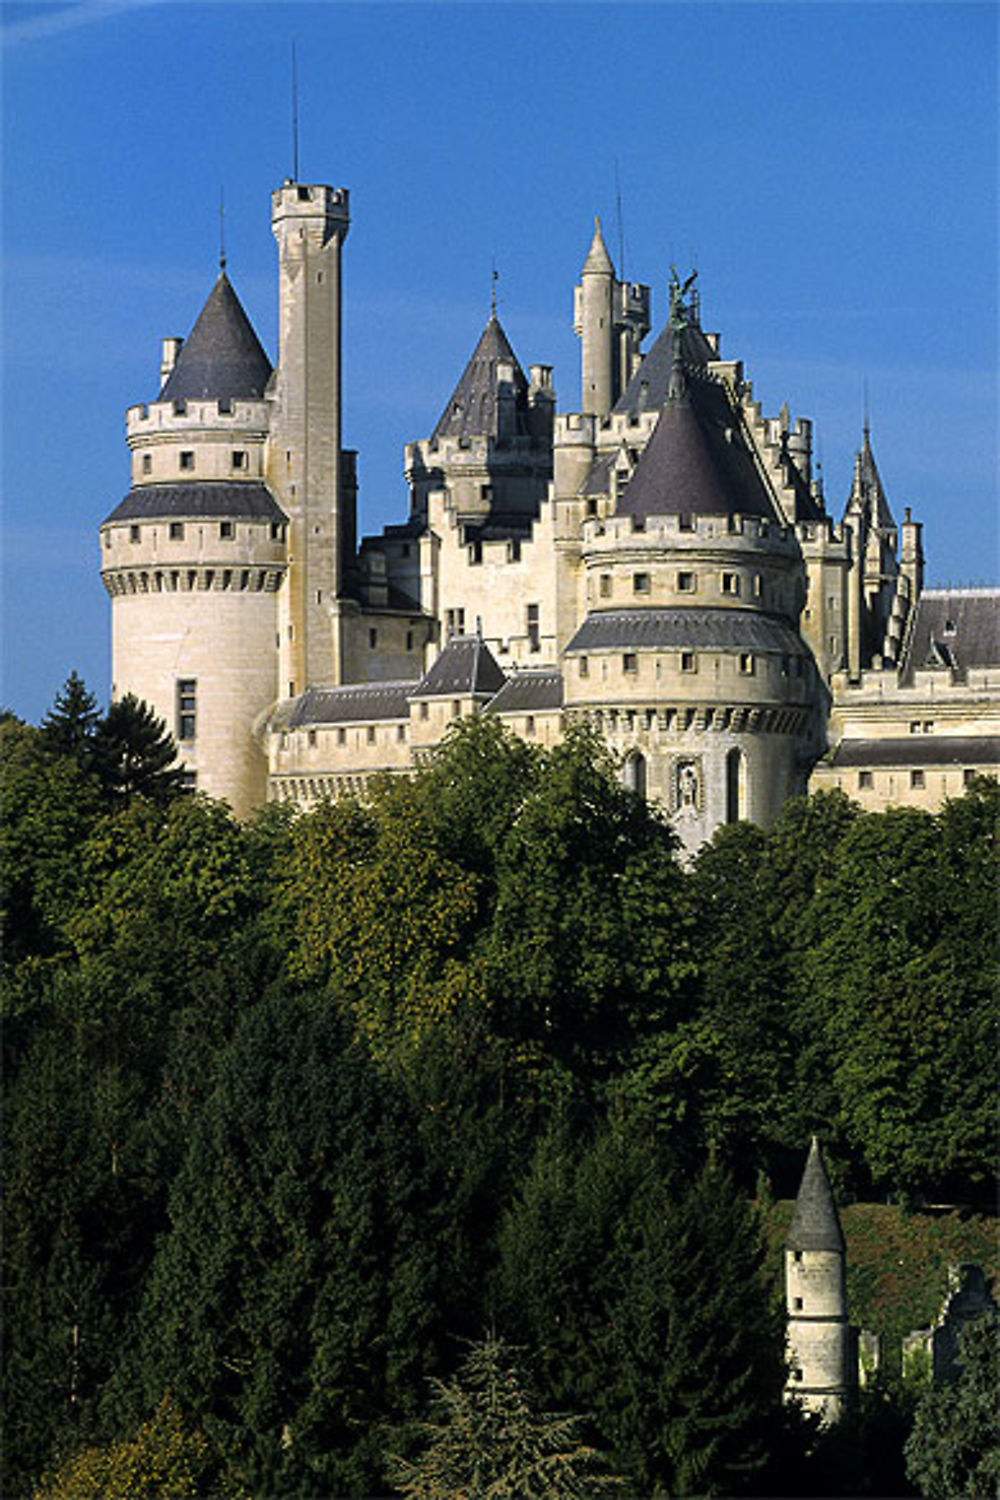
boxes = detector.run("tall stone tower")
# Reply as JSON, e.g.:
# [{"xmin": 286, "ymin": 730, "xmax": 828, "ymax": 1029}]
[
  {"xmin": 100, "ymin": 268, "xmax": 287, "ymax": 817},
  {"xmin": 267, "ymin": 181, "xmax": 352, "ymax": 695},
  {"xmin": 785, "ymin": 1137, "xmax": 851, "ymax": 1422},
  {"xmin": 573, "ymin": 218, "xmax": 650, "ymax": 417}
]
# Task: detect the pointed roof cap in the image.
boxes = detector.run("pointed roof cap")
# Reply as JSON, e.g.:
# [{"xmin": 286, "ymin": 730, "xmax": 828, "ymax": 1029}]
[
  {"xmin": 409, "ymin": 635, "xmax": 507, "ymax": 699},
  {"xmin": 431, "ymin": 315, "xmax": 530, "ymax": 443},
  {"xmin": 582, "ymin": 216, "xmax": 615, "ymax": 275},
  {"xmin": 845, "ymin": 426, "xmax": 895, "ymax": 530},
  {"xmin": 159, "ymin": 272, "xmax": 272, "ymax": 404},
  {"xmin": 787, "ymin": 1138, "xmax": 845, "ymax": 1253}
]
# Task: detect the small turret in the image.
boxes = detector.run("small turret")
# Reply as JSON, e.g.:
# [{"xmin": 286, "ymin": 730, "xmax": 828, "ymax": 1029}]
[
  {"xmin": 575, "ymin": 218, "xmax": 616, "ymax": 418},
  {"xmin": 785, "ymin": 1138, "xmax": 851, "ymax": 1422}
]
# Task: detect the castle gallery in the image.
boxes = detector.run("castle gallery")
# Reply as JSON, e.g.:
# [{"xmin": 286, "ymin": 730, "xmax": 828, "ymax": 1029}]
[{"xmin": 100, "ymin": 176, "xmax": 999, "ymax": 850}]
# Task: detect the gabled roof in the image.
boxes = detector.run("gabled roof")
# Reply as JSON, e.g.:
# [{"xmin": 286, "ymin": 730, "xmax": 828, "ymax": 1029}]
[
  {"xmin": 102, "ymin": 481, "xmax": 286, "ymax": 526},
  {"xmin": 159, "ymin": 272, "xmax": 272, "ymax": 403},
  {"xmin": 486, "ymin": 669, "xmax": 563, "ymax": 714},
  {"xmin": 902, "ymin": 589, "xmax": 1000, "ymax": 679},
  {"xmin": 431, "ymin": 315, "xmax": 530, "ymax": 443},
  {"xmin": 787, "ymin": 1138, "xmax": 845, "ymax": 1254},
  {"xmin": 410, "ymin": 635, "xmax": 507, "ymax": 699}
]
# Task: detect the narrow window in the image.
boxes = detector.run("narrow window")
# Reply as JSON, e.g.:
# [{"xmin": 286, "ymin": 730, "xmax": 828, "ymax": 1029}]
[
  {"xmin": 397, "ymin": 724, "xmax": 406, "ymax": 742},
  {"xmin": 525, "ymin": 715, "xmax": 536, "ymax": 736},
  {"xmin": 740, "ymin": 653, "xmax": 755, "ymax": 675},
  {"xmin": 579, "ymin": 656, "xmax": 589, "ymax": 678},
  {"xmin": 721, "ymin": 572, "xmax": 740, "ymax": 596},
  {"xmin": 623, "ymin": 652, "xmax": 638, "ymax": 674},
  {"xmin": 337, "ymin": 727, "xmax": 347, "ymax": 746},
  {"xmin": 270, "ymin": 522, "xmax": 284, "ymax": 541},
  {"xmin": 406, "ymin": 630, "xmax": 414, "ymax": 652},
  {"xmin": 633, "ymin": 572, "xmax": 650, "ymax": 595},
  {"xmin": 419, "ymin": 702, "xmax": 429, "ymax": 721},
  {"xmin": 308, "ymin": 730, "xmax": 317, "ymax": 748},
  {"xmin": 176, "ymin": 679, "xmax": 197, "ymax": 742},
  {"xmin": 179, "ymin": 451, "xmax": 195, "ymax": 471},
  {"xmin": 129, "ymin": 525, "xmax": 140, "ymax": 543},
  {"xmin": 793, "ymin": 1297, "xmax": 803, "ymax": 1311},
  {"xmin": 599, "ymin": 574, "xmax": 612, "ymax": 598},
  {"xmin": 451, "ymin": 700, "xmax": 461, "ymax": 718},
  {"xmin": 726, "ymin": 747, "xmax": 746, "ymax": 823},
  {"xmin": 141, "ymin": 454, "xmax": 152, "ymax": 474},
  {"xmin": 367, "ymin": 726, "xmax": 376, "ymax": 744},
  {"xmin": 910, "ymin": 721, "xmax": 922, "ymax": 735},
  {"xmin": 858, "ymin": 770, "xmax": 873, "ymax": 790},
  {"xmin": 469, "ymin": 539, "xmax": 483, "ymax": 564},
  {"xmin": 169, "ymin": 522, "xmax": 184, "ymax": 541},
  {"xmin": 963, "ymin": 768, "xmax": 977, "ymax": 786},
  {"xmin": 231, "ymin": 450, "xmax": 247, "ymax": 470},
  {"xmin": 677, "ymin": 571, "xmax": 695, "ymax": 593},
  {"xmin": 911, "ymin": 769, "xmax": 925, "ymax": 789},
  {"xmin": 527, "ymin": 603, "xmax": 540, "ymax": 652},
  {"xmin": 369, "ymin": 628, "xmax": 378, "ymax": 649},
  {"xmin": 623, "ymin": 751, "xmax": 646, "ymax": 800},
  {"xmin": 681, "ymin": 651, "xmax": 697, "ymax": 673},
  {"xmin": 220, "ymin": 521, "xmax": 234, "ymax": 540}
]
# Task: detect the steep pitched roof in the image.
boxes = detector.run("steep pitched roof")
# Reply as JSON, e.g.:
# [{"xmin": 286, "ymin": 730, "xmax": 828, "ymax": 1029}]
[
  {"xmin": 431, "ymin": 315, "xmax": 530, "ymax": 443},
  {"xmin": 787, "ymin": 1138, "xmax": 845, "ymax": 1254},
  {"xmin": 902, "ymin": 589, "xmax": 1000, "ymax": 679},
  {"xmin": 410, "ymin": 635, "xmax": 507, "ymax": 699},
  {"xmin": 844, "ymin": 426, "xmax": 895, "ymax": 530},
  {"xmin": 581, "ymin": 217, "xmax": 614, "ymax": 275},
  {"xmin": 486, "ymin": 669, "xmax": 564, "ymax": 714},
  {"xmin": 159, "ymin": 272, "xmax": 272, "ymax": 403},
  {"xmin": 613, "ymin": 321, "xmax": 717, "ymax": 416}
]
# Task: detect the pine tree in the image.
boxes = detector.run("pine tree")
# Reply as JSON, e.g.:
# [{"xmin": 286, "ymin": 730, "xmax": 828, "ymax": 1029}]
[
  {"xmin": 39, "ymin": 672, "xmax": 101, "ymax": 763},
  {"xmin": 389, "ymin": 1335, "xmax": 622, "ymax": 1499},
  {"xmin": 93, "ymin": 694, "xmax": 184, "ymax": 806}
]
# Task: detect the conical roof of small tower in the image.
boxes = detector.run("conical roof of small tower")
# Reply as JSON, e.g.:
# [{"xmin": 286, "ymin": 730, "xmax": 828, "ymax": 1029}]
[
  {"xmin": 409, "ymin": 634, "xmax": 507, "ymax": 699},
  {"xmin": 581, "ymin": 216, "xmax": 614, "ymax": 275},
  {"xmin": 431, "ymin": 315, "xmax": 529, "ymax": 443},
  {"xmin": 159, "ymin": 272, "xmax": 272, "ymax": 403},
  {"xmin": 787, "ymin": 1138, "xmax": 845, "ymax": 1253}
]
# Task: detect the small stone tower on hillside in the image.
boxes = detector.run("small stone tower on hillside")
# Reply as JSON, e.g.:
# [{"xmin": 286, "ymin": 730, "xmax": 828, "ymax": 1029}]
[{"xmin": 785, "ymin": 1137, "xmax": 852, "ymax": 1422}]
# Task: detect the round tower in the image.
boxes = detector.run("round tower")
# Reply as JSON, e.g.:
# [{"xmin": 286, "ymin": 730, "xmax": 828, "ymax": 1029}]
[
  {"xmin": 785, "ymin": 1137, "xmax": 851, "ymax": 1423},
  {"xmin": 574, "ymin": 218, "xmax": 616, "ymax": 418},
  {"xmin": 100, "ymin": 269, "xmax": 286, "ymax": 816}
]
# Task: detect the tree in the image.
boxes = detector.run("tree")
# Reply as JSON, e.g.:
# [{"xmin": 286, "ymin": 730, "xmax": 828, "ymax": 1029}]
[
  {"xmin": 31, "ymin": 1394, "xmax": 249, "ymax": 1499},
  {"xmin": 93, "ymin": 693, "xmax": 185, "ymax": 806},
  {"xmin": 389, "ymin": 1335, "xmax": 621, "ymax": 1499},
  {"xmin": 495, "ymin": 1123, "xmax": 786, "ymax": 1496},
  {"xmin": 904, "ymin": 1313, "xmax": 1000, "ymax": 1499},
  {"xmin": 39, "ymin": 671, "xmax": 101, "ymax": 764}
]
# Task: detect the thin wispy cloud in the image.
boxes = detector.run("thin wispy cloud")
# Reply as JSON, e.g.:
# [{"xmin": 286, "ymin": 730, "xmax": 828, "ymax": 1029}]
[{"xmin": 2, "ymin": 0, "xmax": 165, "ymax": 46}]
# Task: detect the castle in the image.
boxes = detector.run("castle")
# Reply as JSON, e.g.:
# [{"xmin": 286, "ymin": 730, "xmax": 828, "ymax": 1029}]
[{"xmin": 99, "ymin": 175, "xmax": 999, "ymax": 847}]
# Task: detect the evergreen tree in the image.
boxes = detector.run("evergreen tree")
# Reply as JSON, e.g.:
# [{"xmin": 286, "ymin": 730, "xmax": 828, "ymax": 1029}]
[
  {"xmin": 93, "ymin": 693, "xmax": 184, "ymax": 806},
  {"xmin": 38, "ymin": 671, "xmax": 102, "ymax": 763},
  {"xmin": 904, "ymin": 1313, "xmax": 1000, "ymax": 1500},
  {"xmin": 390, "ymin": 1335, "xmax": 622, "ymax": 1499}
]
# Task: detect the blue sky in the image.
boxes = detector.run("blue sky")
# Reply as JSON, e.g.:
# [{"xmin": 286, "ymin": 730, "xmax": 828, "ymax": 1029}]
[{"xmin": 3, "ymin": 0, "xmax": 997, "ymax": 722}]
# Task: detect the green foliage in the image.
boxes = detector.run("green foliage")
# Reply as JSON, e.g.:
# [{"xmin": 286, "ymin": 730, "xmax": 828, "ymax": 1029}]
[
  {"xmin": 496, "ymin": 1122, "xmax": 786, "ymax": 1496},
  {"xmin": 390, "ymin": 1334, "xmax": 622, "ymax": 1499},
  {"xmin": 39, "ymin": 670, "xmax": 101, "ymax": 762},
  {"xmin": 905, "ymin": 1313, "xmax": 1000, "ymax": 1499},
  {"xmin": 32, "ymin": 1394, "xmax": 249, "ymax": 1499},
  {"xmin": 92, "ymin": 692, "xmax": 185, "ymax": 806}
]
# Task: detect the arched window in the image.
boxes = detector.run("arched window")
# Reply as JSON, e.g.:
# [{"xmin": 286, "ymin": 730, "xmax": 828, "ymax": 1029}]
[
  {"xmin": 623, "ymin": 749, "xmax": 647, "ymax": 800},
  {"xmin": 726, "ymin": 747, "xmax": 746, "ymax": 823}
]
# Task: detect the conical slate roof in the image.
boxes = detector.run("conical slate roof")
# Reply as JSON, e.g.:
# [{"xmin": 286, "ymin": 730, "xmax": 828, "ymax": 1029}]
[
  {"xmin": 787, "ymin": 1138, "xmax": 845, "ymax": 1253},
  {"xmin": 581, "ymin": 217, "xmax": 614, "ymax": 275},
  {"xmin": 845, "ymin": 426, "xmax": 895, "ymax": 530},
  {"xmin": 159, "ymin": 272, "xmax": 272, "ymax": 403},
  {"xmin": 431, "ymin": 315, "xmax": 529, "ymax": 443}
]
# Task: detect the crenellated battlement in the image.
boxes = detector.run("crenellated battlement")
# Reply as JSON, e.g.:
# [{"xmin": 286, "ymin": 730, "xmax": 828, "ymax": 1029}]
[
  {"xmin": 582, "ymin": 510, "xmax": 796, "ymax": 551},
  {"xmin": 127, "ymin": 397, "xmax": 270, "ymax": 438}
]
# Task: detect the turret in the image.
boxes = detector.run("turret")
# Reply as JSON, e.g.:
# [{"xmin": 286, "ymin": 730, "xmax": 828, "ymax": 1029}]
[
  {"xmin": 573, "ymin": 218, "xmax": 651, "ymax": 419},
  {"xmin": 785, "ymin": 1138, "xmax": 851, "ymax": 1422},
  {"xmin": 267, "ymin": 180, "xmax": 351, "ymax": 692}
]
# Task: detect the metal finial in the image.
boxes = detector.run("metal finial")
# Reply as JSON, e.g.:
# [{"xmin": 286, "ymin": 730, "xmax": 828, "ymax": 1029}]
[
  {"xmin": 491, "ymin": 261, "xmax": 498, "ymax": 318},
  {"xmin": 863, "ymin": 377, "xmax": 870, "ymax": 442},
  {"xmin": 219, "ymin": 187, "xmax": 226, "ymax": 272},
  {"xmin": 291, "ymin": 40, "xmax": 299, "ymax": 182}
]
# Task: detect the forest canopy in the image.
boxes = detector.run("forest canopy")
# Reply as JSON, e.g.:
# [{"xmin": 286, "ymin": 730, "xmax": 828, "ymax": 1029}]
[{"xmin": 3, "ymin": 682, "xmax": 996, "ymax": 1498}]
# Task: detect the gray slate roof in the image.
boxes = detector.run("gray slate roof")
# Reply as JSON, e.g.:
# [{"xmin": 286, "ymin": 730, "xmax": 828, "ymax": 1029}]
[
  {"xmin": 410, "ymin": 635, "xmax": 507, "ymax": 699},
  {"xmin": 844, "ymin": 427, "xmax": 895, "ymax": 530},
  {"xmin": 278, "ymin": 682, "xmax": 417, "ymax": 728},
  {"xmin": 902, "ymin": 590, "xmax": 1000, "ymax": 680},
  {"xmin": 787, "ymin": 1138, "xmax": 845, "ymax": 1254},
  {"xmin": 159, "ymin": 272, "xmax": 272, "ymax": 403},
  {"xmin": 565, "ymin": 608, "xmax": 806, "ymax": 657},
  {"xmin": 431, "ymin": 315, "xmax": 530, "ymax": 443},
  {"xmin": 102, "ymin": 482, "xmax": 287, "ymax": 526},
  {"xmin": 827, "ymin": 737, "xmax": 999, "ymax": 769},
  {"xmin": 486, "ymin": 670, "xmax": 564, "ymax": 714},
  {"xmin": 613, "ymin": 322, "xmax": 716, "ymax": 416}
]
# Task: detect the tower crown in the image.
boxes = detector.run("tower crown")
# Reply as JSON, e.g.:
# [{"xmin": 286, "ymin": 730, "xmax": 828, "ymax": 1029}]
[
  {"xmin": 787, "ymin": 1137, "xmax": 845, "ymax": 1253},
  {"xmin": 271, "ymin": 181, "xmax": 349, "ymax": 244}
]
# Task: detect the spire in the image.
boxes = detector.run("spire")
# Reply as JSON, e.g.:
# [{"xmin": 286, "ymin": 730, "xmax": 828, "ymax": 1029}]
[
  {"xmin": 846, "ymin": 422, "xmax": 895, "ymax": 530},
  {"xmin": 159, "ymin": 273, "xmax": 272, "ymax": 404},
  {"xmin": 582, "ymin": 216, "xmax": 615, "ymax": 276},
  {"xmin": 787, "ymin": 1138, "xmax": 845, "ymax": 1253},
  {"xmin": 431, "ymin": 314, "xmax": 529, "ymax": 443}
]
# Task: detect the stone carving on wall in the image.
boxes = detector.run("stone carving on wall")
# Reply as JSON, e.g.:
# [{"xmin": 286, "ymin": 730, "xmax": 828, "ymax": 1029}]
[{"xmin": 669, "ymin": 755, "xmax": 703, "ymax": 815}]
